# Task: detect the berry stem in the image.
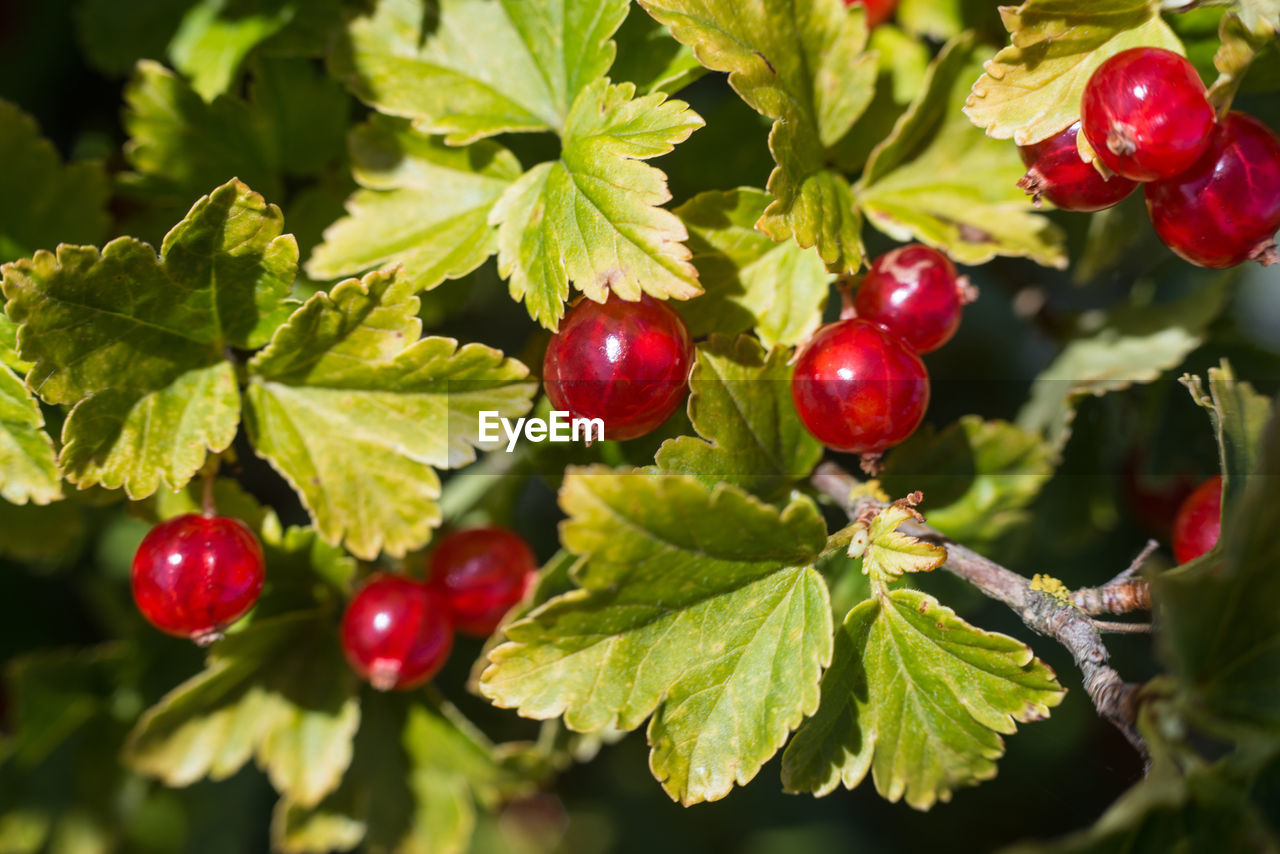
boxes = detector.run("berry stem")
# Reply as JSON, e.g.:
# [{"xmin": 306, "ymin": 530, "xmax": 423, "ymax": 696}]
[
  {"xmin": 201, "ymin": 463, "xmax": 218, "ymax": 517},
  {"xmin": 836, "ymin": 275, "xmax": 860, "ymax": 321}
]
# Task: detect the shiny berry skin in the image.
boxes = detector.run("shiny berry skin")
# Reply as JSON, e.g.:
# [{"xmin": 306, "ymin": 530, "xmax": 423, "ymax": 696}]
[
  {"xmin": 542, "ymin": 294, "xmax": 694, "ymax": 441},
  {"xmin": 341, "ymin": 574, "xmax": 453, "ymax": 691},
  {"xmin": 1018, "ymin": 121, "xmax": 1138, "ymax": 212},
  {"xmin": 1172, "ymin": 476, "xmax": 1222, "ymax": 564},
  {"xmin": 428, "ymin": 527, "xmax": 536, "ymax": 637},
  {"xmin": 131, "ymin": 514, "xmax": 265, "ymax": 644},
  {"xmin": 791, "ymin": 319, "xmax": 930, "ymax": 455},
  {"xmin": 1081, "ymin": 48, "xmax": 1216, "ymax": 182},
  {"xmin": 1145, "ymin": 112, "xmax": 1280, "ymax": 269},
  {"xmin": 854, "ymin": 245, "xmax": 968, "ymax": 354},
  {"xmin": 844, "ymin": 0, "xmax": 897, "ymax": 27}
]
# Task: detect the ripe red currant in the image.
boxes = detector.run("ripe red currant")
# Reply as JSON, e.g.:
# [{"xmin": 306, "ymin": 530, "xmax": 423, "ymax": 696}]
[
  {"xmin": 1018, "ymin": 121, "xmax": 1138, "ymax": 212},
  {"xmin": 341, "ymin": 573, "xmax": 453, "ymax": 691},
  {"xmin": 844, "ymin": 0, "xmax": 897, "ymax": 27},
  {"xmin": 428, "ymin": 527, "xmax": 536, "ymax": 637},
  {"xmin": 131, "ymin": 514, "xmax": 265, "ymax": 644},
  {"xmin": 1172, "ymin": 475, "xmax": 1222, "ymax": 564},
  {"xmin": 542, "ymin": 293, "xmax": 694, "ymax": 442},
  {"xmin": 1145, "ymin": 112, "xmax": 1280, "ymax": 268},
  {"xmin": 1122, "ymin": 452, "xmax": 1197, "ymax": 541},
  {"xmin": 1081, "ymin": 47, "xmax": 1215, "ymax": 182},
  {"xmin": 791, "ymin": 319, "xmax": 930, "ymax": 456},
  {"xmin": 854, "ymin": 245, "xmax": 970, "ymax": 354}
]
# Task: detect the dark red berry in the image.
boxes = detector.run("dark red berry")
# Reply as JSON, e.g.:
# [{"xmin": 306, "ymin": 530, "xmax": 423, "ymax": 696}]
[
  {"xmin": 854, "ymin": 245, "xmax": 969, "ymax": 354},
  {"xmin": 844, "ymin": 0, "xmax": 897, "ymax": 27},
  {"xmin": 131, "ymin": 514, "xmax": 265, "ymax": 644},
  {"xmin": 791, "ymin": 319, "xmax": 930, "ymax": 456},
  {"xmin": 1172, "ymin": 475, "xmax": 1222, "ymax": 564},
  {"xmin": 1081, "ymin": 47, "xmax": 1215, "ymax": 182},
  {"xmin": 543, "ymin": 294, "xmax": 694, "ymax": 441},
  {"xmin": 1145, "ymin": 112, "xmax": 1280, "ymax": 268},
  {"xmin": 341, "ymin": 574, "xmax": 453, "ymax": 691},
  {"xmin": 428, "ymin": 527, "xmax": 536, "ymax": 637},
  {"xmin": 1122, "ymin": 451, "xmax": 1197, "ymax": 541},
  {"xmin": 1018, "ymin": 121, "xmax": 1138, "ymax": 212}
]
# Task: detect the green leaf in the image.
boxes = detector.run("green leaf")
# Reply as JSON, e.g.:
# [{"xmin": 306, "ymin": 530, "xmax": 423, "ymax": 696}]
[
  {"xmin": 169, "ymin": 0, "xmax": 295, "ymax": 100},
  {"xmin": 74, "ymin": 0, "xmax": 196, "ymax": 76},
  {"xmin": 122, "ymin": 58, "xmax": 349, "ymax": 209},
  {"xmin": 782, "ymin": 588, "xmax": 1064, "ymax": 809},
  {"xmin": 333, "ymin": 0, "xmax": 631, "ymax": 144},
  {"xmin": 306, "ymin": 116, "xmax": 522, "ymax": 287},
  {"xmin": 863, "ymin": 505, "xmax": 946, "ymax": 581},
  {"xmin": 0, "ymin": 100, "xmax": 108, "ymax": 264},
  {"xmin": 1233, "ymin": 0, "xmax": 1280, "ymax": 33},
  {"xmin": 827, "ymin": 24, "xmax": 932, "ymax": 174},
  {"xmin": 0, "ymin": 366, "xmax": 60, "ymax": 505},
  {"xmin": 124, "ymin": 611, "xmax": 360, "ymax": 809},
  {"xmin": 480, "ymin": 467, "xmax": 832, "ymax": 805},
  {"xmin": 610, "ymin": 5, "xmax": 706, "ymax": 95},
  {"xmin": 248, "ymin": 56, "xmax": 352, "ymax": 178},
  {"xmin": 1181, "ymin": 361, "xmax": 1275, "ymax": 509},
  {"xmin": 0, "ymin": 313, "xmax": 24, "ymax": 373},
  {"xmin": 123, "ymin": 60, "xmax": 282, "ymax": 205},
  {"xmin": 1155, "ymin": 375, "xmax": 1280, "ymax": 738},
  {"xmin": 274, "ymin": 692, "xmax": 517, "ymax": 854},
  {"xmin": 858, "ymin": 34, "xmax": 1067, "ymax": 268},
  {"xmin": 1017, "ymin": 277, "xmax": 1232, "ymax": 456},
  {"xmin": 246, "ymin": 268, "xmax": 535, "ymax": 559},
  {"xmin": 881, "ymin": 417, "xmax": 1054, "ymax": 548},
  {"xmin": 491, "ymin": 79, "xmax": 703, "ymax": 329},
  {"xmin": 58, "ymin": 362, "xmax": 241, "ymax": 500},
  {"xmin": 655, "ymin": 335, "xmax": 823, "ymax": 498},
  {"xmin": 639, "ymin": 0, "xmax": 878, "ymax": 271},
  {"xmin": 964, "ymin": 0, "xmax": 1184, "ymax": 147},
  {"xmin": 2, "ymin": 180, "xmax": 297, "ymax": 498},
  {"xmin": 675, "ymin": 188, "xmax": 829, "ymax": 347}
]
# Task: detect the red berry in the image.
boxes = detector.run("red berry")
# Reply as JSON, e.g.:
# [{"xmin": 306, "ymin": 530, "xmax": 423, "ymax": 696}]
[
  {"xmin": 1081, "ymin": 47, "xmax": 1215, "ymax": 182},
  {"xmin": 341, "ymin": 574, "xmax": 453, "ymax": 691},
  {"xmin": 1122, "ymin": 452, "xmax": 1197, "ymax": 541},
  {"xmin": 854, "ymin": 245, "xmax": 968, "ymax": 354},
  {"xmin": 131, "ymin": 514, "xmax": 265, "ymax": 644},
  {"xmin": 542, "ymin": 294, "xmax": 694, "ymax": 441},
  {"xmin": 428, "ymin": 527, "xmax": 536, "ymax": 637},
  {"xmin": 1172, "ymin": 475, "xmax": 1222, "ymax": 564},
  {"xmin": 1018, "ymin": 121, "xmax": 1138, "ymax": 212},
  {"xmin": 843, "ymin": 0, "xmax": 897, "ymax": 27},
  {"xmin": 791, "ymin": 319, "xmax": 930, "ymax": 456},
  {"xmin": 1145, "ymin": 112, "xmax": 1280, "ymax": 269}
]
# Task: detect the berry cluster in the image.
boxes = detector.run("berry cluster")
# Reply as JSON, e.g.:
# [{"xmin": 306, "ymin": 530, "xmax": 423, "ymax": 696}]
[
  {"xmin": 342, "ymin": 526, "xmax": 537, "ymax": 690},
  {"xmin": 791, "ymin": 245, "xmax": 969, "ymax": 463},
  {"xmin": 1019, "ymin": 47, "xmax": 1280, "ymax": 269},
  {"xmin": 132, "ymin": 519, "xmax": 536, "ymax": 692}
]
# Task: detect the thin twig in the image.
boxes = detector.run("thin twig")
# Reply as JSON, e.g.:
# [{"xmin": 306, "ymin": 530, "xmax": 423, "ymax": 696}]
[
  {"xmin": 1091, "ymin": 620, "xmax": 1153, "ymax": 634},
  {"xmin": 1072, "ymin": 540, "xmax": 1157, "ymax": 615},
  {"xmin": 811, "ymin": 462, "xmax": 1148, "ymax": 760}
]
